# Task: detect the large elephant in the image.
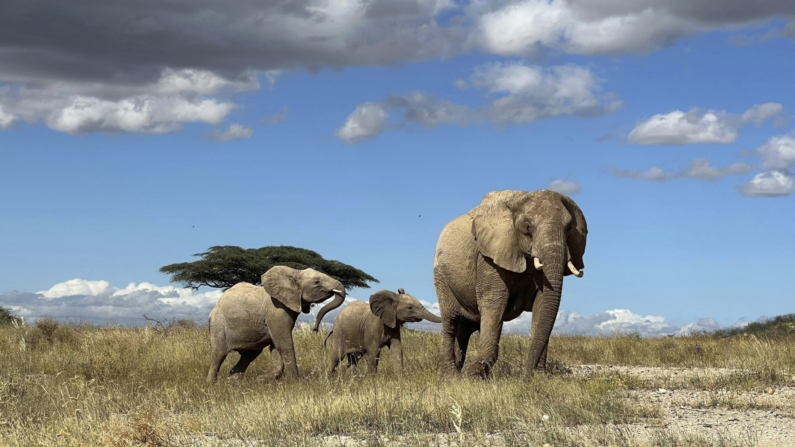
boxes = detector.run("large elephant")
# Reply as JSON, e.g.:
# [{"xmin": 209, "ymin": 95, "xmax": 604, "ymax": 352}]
[
  {"xmin": 325, "ymin": 288, "xmax": 441, "ymax": 375},
  {"xmin": 206, "ymin": 266, "xmax": 346, "ymax": 383},
  {"xmin": 433, "ymin": 190, "xmax": 587, "ymax": 377}
]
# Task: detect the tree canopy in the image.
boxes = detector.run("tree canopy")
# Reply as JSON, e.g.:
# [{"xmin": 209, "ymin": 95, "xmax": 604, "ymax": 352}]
[{"xmin": 159, "ymin": 245, "xmax": 379, "ymax": 291}]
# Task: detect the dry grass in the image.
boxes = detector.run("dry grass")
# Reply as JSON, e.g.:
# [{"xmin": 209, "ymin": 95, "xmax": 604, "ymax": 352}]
[{"xmin": 1, "ymin": 321, "xmax": 793, "ymax": 446}]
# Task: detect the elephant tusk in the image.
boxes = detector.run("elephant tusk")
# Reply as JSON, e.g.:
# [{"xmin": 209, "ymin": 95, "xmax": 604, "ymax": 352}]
[
  {"xmin": 533, "ymin": 257, "xmax": 543, "ymax": 270},
  {"xmin": 567, "ymin": 261, "xmax": 583, "ymax": 278},
  {"xmin": 332, "ymin": 289, "xmax": 345, "ymax": 296}
]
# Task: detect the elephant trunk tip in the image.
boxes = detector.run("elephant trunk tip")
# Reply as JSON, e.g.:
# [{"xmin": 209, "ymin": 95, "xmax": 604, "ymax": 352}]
[{"xmin": 424, "ymin": 311, "xmax": 442, "ymax": 324}]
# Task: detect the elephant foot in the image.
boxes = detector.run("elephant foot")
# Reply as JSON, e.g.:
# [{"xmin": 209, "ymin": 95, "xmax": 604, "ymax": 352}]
[
  {"xmin": 256, "ymin": 371, "xmax": 283, "ymax": 382},
  {"xmin": 461, "ymin": 361, "xmax": 490, "ymax": 379}
]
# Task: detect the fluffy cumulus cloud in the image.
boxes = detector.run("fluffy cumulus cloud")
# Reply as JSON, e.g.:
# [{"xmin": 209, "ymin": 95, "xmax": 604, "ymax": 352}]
[
  {"xmin": 207, "ymin": 123, "xmax": 253, "ymax": 141},
  {"xmin": 0, "ymin": 279, "xmax": 756, "ymax": 337},
  {"xmin": 1, "ymin": 279, "xmax": 222, "ymax": 325},
  {"xmin": 628, "ymin": 103, "xmax": 785, "ymax": 145},
  {"xmin": 547, "ymin": 179, "xmax": 582, "ymax": 195},
  {"xmin": 469, "ymin": 0, "xmax": 795, "ymax": 57},
  {"xmin": 503, "ymin": 309, "xmax": 750, "ymax": 337},
  {"xmin": 0, "ymin": 69, "xmax": 248, "ymax": 134},
  {"xmin": 1, "ymin": 1, "xmax": 793, "ymax": 136},
  {"xmin": 336, "ymin": 102, "xmax": 389, "ymax": 143},
  {"xmin": 613, "ymin": 158, "xmax": 752, "ymax": 182},
  {"xmin": 738, "ymin": 135, "xmax": 795, "ymax": 197},
  {"xmin": 337, "ymin": 62, "xmax": 620, "ymax": 142}
]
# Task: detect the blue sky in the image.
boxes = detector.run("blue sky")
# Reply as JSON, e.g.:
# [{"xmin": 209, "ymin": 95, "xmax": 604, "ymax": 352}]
[{"xmin": 1, "ymin": 1, "xmax": 794, "ymax": 333}]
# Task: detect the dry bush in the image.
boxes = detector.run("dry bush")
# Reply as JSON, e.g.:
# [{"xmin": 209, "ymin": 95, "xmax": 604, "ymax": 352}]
[{"xmin": 0, "ymin": 322, "xmax": 791, "ymax": 446}]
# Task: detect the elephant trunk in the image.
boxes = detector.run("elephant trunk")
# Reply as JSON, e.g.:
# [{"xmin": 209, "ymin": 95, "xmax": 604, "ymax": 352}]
[
  {"xmin": 528, "ymin": 229, "xmax": 566, "ymax": 371},
  {"xmin": 312, "ymin": 288, "xmax": 346, "ymax": 332},
  {"xmin": 421, "ymin": 308, "xmax": 442, "ymax": 324}
]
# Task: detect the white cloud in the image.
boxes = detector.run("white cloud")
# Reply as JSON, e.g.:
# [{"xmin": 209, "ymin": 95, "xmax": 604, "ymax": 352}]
[
  {"xmin": 155, "ymin": 69, "xmax": 259, "ymax": 96},
  {"xmin": 0, "ymin": 279, "xmax": 762, "ymax": 336},
  {"xmin": 738, "ymin": 171, "xmax": 794, "ymax": 197},
  {"xmin": 613, "ymin": 158, "xmax": 751, "ymax": 182},
  {"xmin": 755, "ymin": 135, "xmax": 795, "ymax": 171},
  {"xmin": 628, "ymin": 103, "xmax": 784, "ymax": 145},
  {"xmin": 206, "ymin": 123, "xmax": 253, "ymax": 141},
  {"xmin": 335, "ymin": 102, "xmax": 389, "ymax": 143},
  {"xmin": 39, "ymin": 279, "xmax": 114, "ymax": 299},
  {"xmin": 471, "ymin": 1, "xmax": 696, "ymax": 57},
  {"xmin": 468, "ymin": 1, "xmax": 795, "ymax": 57},
  {"xmin": 547, "ymin": 179, "xmax": 582, "ymax": 195},
  {"xmin": 472, "ymin": 63, "xmax": 622, "ymax": 123},
  {"xmin": 5, "ymin": 278, "xmax": 222, "ymax": 324},
  {"xmin": 741, "ymin": 102, "xmax": 786, "ymax": 126},
  {"xmin": 337, "ymin": 62, "xmax": 620, "ymax": 143},
  {"xmin": 629, "ymin": 109, "xmax": 738, "ymax": 145},
  {"xmin": 0, "ymin": 70, "xmax": 243, "ymax": 134},
  {"xmin": 0, "ymin": 105, "xmax": 15, "ymax": 128},
  {"xmin": 737, "ymin": 135, "xmax": 795, "ymax": 198}
]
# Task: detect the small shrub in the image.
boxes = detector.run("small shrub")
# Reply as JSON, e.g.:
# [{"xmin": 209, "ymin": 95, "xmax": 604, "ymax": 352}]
[{"xmin": 0, "ymin": 306, "xmax": 23, "ymax": 326}]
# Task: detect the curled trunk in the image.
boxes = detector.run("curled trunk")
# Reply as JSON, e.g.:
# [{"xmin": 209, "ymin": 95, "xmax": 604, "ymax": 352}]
[{"xmin": 312, "ymin": 291, "xmax": 345, "ymax": 332}]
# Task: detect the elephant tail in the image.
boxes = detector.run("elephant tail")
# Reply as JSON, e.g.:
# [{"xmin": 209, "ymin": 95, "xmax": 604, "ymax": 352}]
[{"xmin": 323, "ymin": 330, "xmax": 334, "ymax": 349}]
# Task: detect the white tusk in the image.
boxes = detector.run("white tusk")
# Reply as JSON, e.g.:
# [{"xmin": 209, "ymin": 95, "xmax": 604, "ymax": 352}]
[
  {"xmin": 568, "ymin": 261, "xmax": 583, "ymax": 278},
  {"xmin": 533, "ymin": 257, "xmax": 543, "ymax": 270},
  {"xmin": 332, "ymin": 289, "xmax": 344, "ymax": 295}
]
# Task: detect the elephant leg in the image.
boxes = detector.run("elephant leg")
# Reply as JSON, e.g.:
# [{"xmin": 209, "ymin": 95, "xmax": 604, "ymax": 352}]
[
  {"xmin": 435, "ymin": 272, "xmax": 461, "ymax": 374},
  {"xmin": 206, "ymin": 348, "xmax": 228, "ymax": 384},
  {"xmin": 257, "ymin": 345, "xmax": 284, "ymax": 380},
  {"xmin": 229, "ymin": 349, "xmax": 263, "ymax": 378},
  {"xmin": 455, "ymin": 318, "xmax": 478, "ymax": 370},
  {"xmin": 327, "ymin": 340, "xmax": 343, "ymax": 376},
  {"xmin": 268, "ymin": 312, "xmax": 300, "ymax": 380},
  {"xmin": 367, "ymin": 346, "xmax": 381, "ymax": 374}
]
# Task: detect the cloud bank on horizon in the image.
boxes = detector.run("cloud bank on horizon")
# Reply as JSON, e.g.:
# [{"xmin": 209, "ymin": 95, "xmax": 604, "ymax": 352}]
[{"xmin": 0, "ymin": 279, "xmax": 752, "ymax": 337}]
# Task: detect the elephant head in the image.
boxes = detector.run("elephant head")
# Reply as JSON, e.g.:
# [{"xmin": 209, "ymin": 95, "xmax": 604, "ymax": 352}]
[
  {"xmin": 369, "ymin": 288, "xmax": 442, "ymax": 329},
  {"xmin": 470, "ymin": 190, "xmax": 587, "ymax": 369},
  {"xmin": 261, "ymin": 266, "xmax": 346, "ymax": 329}
]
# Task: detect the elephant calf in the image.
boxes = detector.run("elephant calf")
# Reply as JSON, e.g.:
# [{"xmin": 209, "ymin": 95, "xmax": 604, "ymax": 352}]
[
  {"xmin": 325, "ymin": 288, "xmax": 441, "ymax": 375},
  {"xmin": 207, "ymin": 266, "xmax": 346, "ymax": 383}
]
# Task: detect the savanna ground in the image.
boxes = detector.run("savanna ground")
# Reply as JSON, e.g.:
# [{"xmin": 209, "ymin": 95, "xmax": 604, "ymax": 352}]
[{"xmin": 1, "ymin": 318, "xmax": 794, "ymax": 446}]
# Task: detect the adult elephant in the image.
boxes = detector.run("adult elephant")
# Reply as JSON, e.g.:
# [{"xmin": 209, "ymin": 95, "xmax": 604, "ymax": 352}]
[
  {"xmin": 433, "ymin": 190, "xmax": 587, "ymax": 377},
  {"xmin": 206, "ymin": 266, "xmax": 346, "ymax": 383}
]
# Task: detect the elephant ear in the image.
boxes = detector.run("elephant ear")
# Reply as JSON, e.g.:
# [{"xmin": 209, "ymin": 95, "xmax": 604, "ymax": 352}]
[
  {"xmin": 369, "ymin": 290, "xmax": 397, "ymax": 329},
  {"xmin": 261, "ymin": 266, "xmax": 301, "ymax": 313},
  {"xmin": 560, "ymin": 194, "xmax": 588, "ymax": 271},
  {"xmin": 470, "ymin": 200, "xmax": 526, "ymax": 273}
]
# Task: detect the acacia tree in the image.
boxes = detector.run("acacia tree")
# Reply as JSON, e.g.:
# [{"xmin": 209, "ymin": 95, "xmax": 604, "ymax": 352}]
[{"xmin": 159, "ymin": 245, "xmax": 379, "ymax": 290}]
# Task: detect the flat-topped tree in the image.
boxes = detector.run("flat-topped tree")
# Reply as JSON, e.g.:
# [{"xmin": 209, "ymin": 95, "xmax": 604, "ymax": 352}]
[{"xmin": 159, "ymin": 245, "xmax": 379, "ymax": 291}]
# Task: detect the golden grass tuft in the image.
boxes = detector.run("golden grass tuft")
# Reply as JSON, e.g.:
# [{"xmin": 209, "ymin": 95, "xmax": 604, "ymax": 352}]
[{"xmin": 0, "ymin": 322, "xmax": 792, "ymax": 446}]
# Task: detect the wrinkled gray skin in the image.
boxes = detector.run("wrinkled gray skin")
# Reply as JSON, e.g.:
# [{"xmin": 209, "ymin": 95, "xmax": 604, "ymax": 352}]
[
  {"xmin": 325, "ymin": 288, "xmax": 441, "ymax": 375},
  {"xmin": 434, "ymin": 190, "xmax": 587, "ymax": 378},
  {"xmin": 206, "ymin": 266, "xmax": 346, "ymax": 383}
]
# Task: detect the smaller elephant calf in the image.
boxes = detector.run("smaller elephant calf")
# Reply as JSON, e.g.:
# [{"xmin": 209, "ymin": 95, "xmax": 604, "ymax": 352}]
[{"xmin": 325, "ymin": 288, "xmax": 441, "ymax": 375}]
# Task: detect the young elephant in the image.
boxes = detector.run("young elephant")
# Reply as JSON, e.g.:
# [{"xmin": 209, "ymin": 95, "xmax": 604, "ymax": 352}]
[
  {"xmin": 325, "ymin": 288, "xmax": 441, "ymax": 375},
  {"xmin": 206, "ymin": 266, "xmax": 346, "ymax": 383}
]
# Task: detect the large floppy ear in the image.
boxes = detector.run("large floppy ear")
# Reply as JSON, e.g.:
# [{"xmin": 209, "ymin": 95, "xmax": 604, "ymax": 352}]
[
  {"xmin": 261, "ymin": 266, "xmax": 301, "ymax": 313},
  {"xmin": 470, "ymin": 199, "xmax": 526, "ymax": 273},
  {"xmin": 560, "ymin": 195, "xmax": 588, "ymax": 271},
  {"xmin": 369, "ymin": 290, "xmax": 397, "ymax": 329}
]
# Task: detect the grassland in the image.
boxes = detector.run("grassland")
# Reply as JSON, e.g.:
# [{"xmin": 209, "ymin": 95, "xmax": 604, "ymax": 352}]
[{"xmin": 1, "ymin": 319, "xmax": 794, "ymax": 446}]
